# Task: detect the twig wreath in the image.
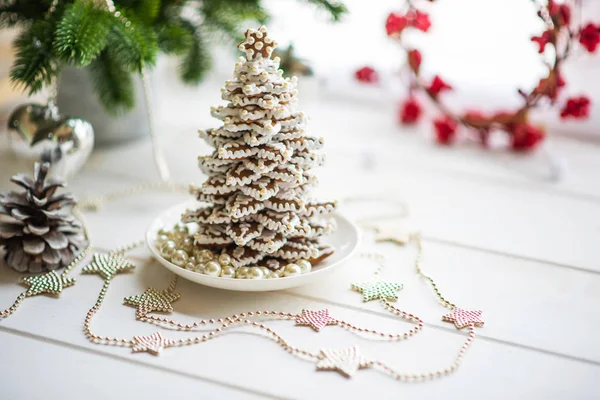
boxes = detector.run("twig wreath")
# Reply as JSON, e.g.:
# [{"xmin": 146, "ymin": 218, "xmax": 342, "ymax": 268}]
[{"xmin": 355, "ymin": 0, "xmax": 599, "ymax": 151}]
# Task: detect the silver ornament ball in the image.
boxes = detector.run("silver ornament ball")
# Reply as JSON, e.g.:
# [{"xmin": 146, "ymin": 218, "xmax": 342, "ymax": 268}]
[{"xmin": 7, "ymin": 103, "xmax": 94, "ymax": 179}]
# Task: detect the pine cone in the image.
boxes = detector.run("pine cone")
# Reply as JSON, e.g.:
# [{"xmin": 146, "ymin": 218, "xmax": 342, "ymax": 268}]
[{"xmin": 0, "ymin": 162, "xmax": 88, "ymax": 273}]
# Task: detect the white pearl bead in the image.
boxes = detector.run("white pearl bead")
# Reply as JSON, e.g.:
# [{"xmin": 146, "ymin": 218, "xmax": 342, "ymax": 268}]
[
  {"xmin": 188, "ymin": 256, "xmax": 197, "ymax": 265},
  {"xmin": 184, "ymin": 262, "xmax": 195, "ymax": 270},
  {"xmin": 171, "ymin": 250, "xmax": 189, "ymax": 267},
  {"xmin": 235, "ymin": 267, "xmax": 249, "ymax": 279},
  {"xmin": 194, "ymin": 263, "xmax": 205, "ymax": 273},
  {"xmin": 248, "ymin": 267, "xmax": 265, "ymax": 279},
  {"xmin": 218, "ymin": 254, "xmax": 232, "ymax": 266},
  {"xmin": 259, "ymin": 267, "xmax": 271, "ymax": 275},
  {"xmin": 156, "ymin": 234, "xmax": 170, "ymax": 245},
  {"xmin": 283, "ymin": 264, "xmax": 302, "ymax": 277},
  {"xmin": 221, "ymin": 265, "xmax": 235, "ymax": 278},
  {"xmin": 296, "ymin": 259, "xmax": 312, "ymax": 274},
  {"xmin": 266, "ymin": 272, "xmax": 278, "ymax": 279},
  {"xmin": 204, "ymin": 261, "xmax": 221, "ymax": 277},
  {"xmin": 160, "ymin": 241, "xmax": 177, "ymax": 259},
  {"xmin": 198, "ymin": 249, "xmax": 214, "ymax": 261},
  {"xmin": 181, "ymin": 236, "xmax": 194, "ymax": 252},
  {"xmin": 173, "ymin": 222, "xmax": 189, "ymax": 235}
]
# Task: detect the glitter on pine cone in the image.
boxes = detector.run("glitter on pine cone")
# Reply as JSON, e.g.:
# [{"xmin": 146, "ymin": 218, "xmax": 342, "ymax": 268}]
[
  {"xmin": 182, "ymin": 26, "xmax": 337, "ymax": 274},
  {"xmin": 0, "ymin": 162, "xmax": 88, "ymax": 273}
]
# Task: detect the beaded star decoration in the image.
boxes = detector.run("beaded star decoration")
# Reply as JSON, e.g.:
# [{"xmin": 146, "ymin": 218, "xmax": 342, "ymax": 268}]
[
  {"xmin": 82, "ymin": 253, "xmax": 135, "ymax": 280},
  {"xmin": 123, "ymin": 288, "xmax": 180, "ymax": 318},
  {"xmin": 351, "ymin": 280, "xmax": 403, "ymax": 302},
  {"xmin": 317, "ymin": 347, "xmax": 371, "ymax": 378},
  {"xmin": 442, "ymin": 308, "xmax": 485, "ymax": 329},
  {"xmin": 22, "ymin": 271, "xmax": 75, "ymax": 296},
  {"xmin": 131, "ymin": 332, "xmax": 175, "ymax": 355},
  {"xmin": 295, "ymin": 309, "xmax": 337, "ymax": 332}
]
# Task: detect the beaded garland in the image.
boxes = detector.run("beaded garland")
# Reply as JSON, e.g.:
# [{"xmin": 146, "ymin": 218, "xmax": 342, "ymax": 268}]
[{"xmin": 75, "ymin": 230, "xmax": 484, "ymax": 382}]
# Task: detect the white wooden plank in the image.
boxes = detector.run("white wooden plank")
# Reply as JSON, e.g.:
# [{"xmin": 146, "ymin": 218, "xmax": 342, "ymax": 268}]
[
  {"xmin": 0, "ymin": 259, "xmax": 597, "ymax": 399},
  {"xmin": 289, "ymin": 238, "xmax": 600, "ymax": 363},
  {"xmin": 0, "ymin": 331, "xmax": 269, "ymax": 400}
]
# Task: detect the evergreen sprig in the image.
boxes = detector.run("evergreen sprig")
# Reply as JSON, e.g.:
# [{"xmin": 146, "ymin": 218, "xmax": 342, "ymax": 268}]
[
  {"xmin": 53, "ymin": 2, "xmax": 111, "ymax": 66},
  {"xmin": 88, "ymin": 50, "xmax": 134, "ymax": 114},
  {"xmin": 178, "ymin": 18, "xmax": 209, "ymax": 84},
  {"xmin": 305, "ymin": 0, "xmax": 347, "ymax": 21},
  {"xmin": 3, "ymin": 0, "xmax": 346, "ymax": 114},
  {"xmin": 10, "ymin": 19, "xmax": 57, "ymax": 94}
]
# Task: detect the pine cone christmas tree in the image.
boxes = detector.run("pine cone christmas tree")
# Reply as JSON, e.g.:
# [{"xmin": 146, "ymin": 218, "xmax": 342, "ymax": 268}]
[
  {"xmin": 0, "ymin": 162, "xmax": 88, "ymax": 273},
  {"xmin": 183, "ymin": 26, "xmax": 337, "ymax": 271}
]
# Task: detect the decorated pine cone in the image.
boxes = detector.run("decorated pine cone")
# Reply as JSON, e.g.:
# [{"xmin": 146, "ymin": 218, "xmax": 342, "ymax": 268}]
[{"xmin": 0, "ymin": 162, "xmax": 88, "ymax": 273}]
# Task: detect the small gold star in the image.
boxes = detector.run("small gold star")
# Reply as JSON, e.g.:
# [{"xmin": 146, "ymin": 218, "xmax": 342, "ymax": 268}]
[
  {"xmin": 124, "ymin": 288, "xmax": 180, "ymax": 318},
  {"xmin": 82, "ymin": 253, "xmax": 135, "ymax": 280},
  {"xmin": 22, "ymin": 271, "xmax": 75, "ymax": 296}
]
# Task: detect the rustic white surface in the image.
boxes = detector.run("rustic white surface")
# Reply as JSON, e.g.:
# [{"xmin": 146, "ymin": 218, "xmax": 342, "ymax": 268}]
[{"xmin": 0, "ymin": 77, "xmax": 599, "ymax": 400}]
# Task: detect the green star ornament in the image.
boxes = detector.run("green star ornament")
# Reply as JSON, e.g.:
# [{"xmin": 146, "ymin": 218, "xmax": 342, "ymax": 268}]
[
  {"xmin": 124, "ymin": 288, "xmax": 180, "ymax": 317},
  {"xmin": 82, "ymin": 253, "xmax": 135, "ymax": 280},
  {"xmin": 351, "ymin": 280, "xmax": 403, "ymax": 302},
  {"xmin": 22, "ymin": 271, "xmax": 75, "ymax": 296}
]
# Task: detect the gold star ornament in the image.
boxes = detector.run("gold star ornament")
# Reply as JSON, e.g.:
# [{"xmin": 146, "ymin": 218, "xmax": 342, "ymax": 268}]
[
  {"xmin": 124, "ymin": 288, "xmax": 180, "ymax": 317},
  {"xmin": 82, "ymin": 253, "xmax": 135, "ymax": 280},
  {"xmin": 22, "ymin": 271, "xmax": 75, "ymax": 296}
]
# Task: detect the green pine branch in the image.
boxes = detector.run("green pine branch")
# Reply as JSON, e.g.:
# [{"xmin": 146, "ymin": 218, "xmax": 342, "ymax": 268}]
[
  {"xmin": 105, "ymin": 12, "xmax": 157, "ymax": 73},
  {"xmin": 157, "ymin": 20, "xmax": 193, "ymax": 55},
  {"xmin": 201, "ymin": 0, "xmax": 269, "ymax": 39},
  {"xmin": 10, "ymin": 19, "xmax": 58, "ymax": 95},
  {"xmin": 178, "ymin": 19, "xmax": 210, "ymax": 84},
  {"xmin": 304, "ymin": 0, "xmax": 347, "ymax": 21},
  {"xmin": 88, "ymin": 50, "xmax": 134, "ymax": 114},
  {"xmin": 53, "ymin": 1, "xmax": 111, "ymax": 67},
  {"xmin": 3, "ymin": 0, "xmax": 347, "ymax": 113}
]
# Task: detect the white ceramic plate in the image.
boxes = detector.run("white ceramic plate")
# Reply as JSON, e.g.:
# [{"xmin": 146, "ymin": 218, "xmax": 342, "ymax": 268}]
[{"xmin": 146, "ymin": 201, "xmax": 360, "ymax": 292}]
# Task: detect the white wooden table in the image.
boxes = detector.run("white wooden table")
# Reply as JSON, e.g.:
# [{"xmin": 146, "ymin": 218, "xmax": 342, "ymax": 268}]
[{"xmin": 1, "ymin": 77, "xmax": 599, "ymax": 400}]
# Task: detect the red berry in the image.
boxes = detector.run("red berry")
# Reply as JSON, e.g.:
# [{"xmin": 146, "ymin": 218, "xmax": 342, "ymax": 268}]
[
  {"xmin": 386, "ymin": 13, "xmax": 408, "ymax": 36},
  {"xmin": 355, "ymin": 66, "xmax": 379, "ymax": 84},
  {"xmin": 560, "ymin": 96, "xmax": 591, "ymax": 119},
  {"xmin": 408, "ymin": 49, "xmax": 422, "ymax": 73},
  {"xmin": 427, "ymin": 76, "xmax": 452, "ymax": 98},
  {"xmin": 433, "ymin": 116, "xmax": 458, "ymax": 144},
  {"xmin": 511, "ymin": 124, "xmax": 545, "ymax": 151},
  {"xmin": 399, "ymin": 98, "xmax": 422, "ymax": 125},
  {"xmin": 579, "ymin": 23, "xmax": 600, "ymax": 53}
]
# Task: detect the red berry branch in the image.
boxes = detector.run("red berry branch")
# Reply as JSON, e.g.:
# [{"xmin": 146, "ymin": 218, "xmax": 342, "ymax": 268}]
[{"xmin": 356, "ymin": 0, "xmax": 598, "ymax": 152}]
